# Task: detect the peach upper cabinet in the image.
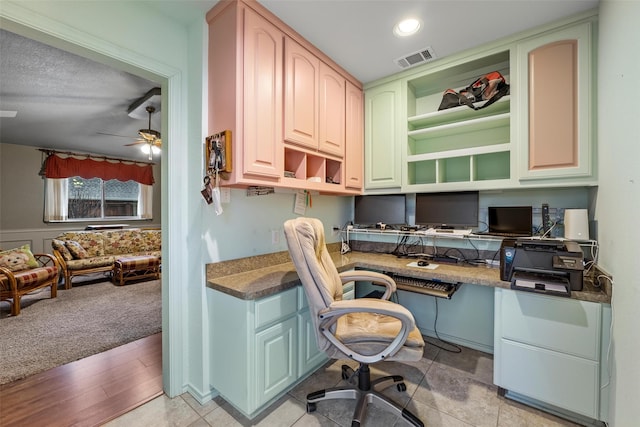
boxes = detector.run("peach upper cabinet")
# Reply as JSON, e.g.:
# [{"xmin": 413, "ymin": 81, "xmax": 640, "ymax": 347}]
[
  {"xmin": 516, "ymin": 21, "xmax": 594, "ymax": 181},
  {"xmin": 207, "ymin": 0, "xmax": 362, "ymax": 195},
  {"xmin": 284, "ymin": 37, "xmax": 346, "ymax": 158},
  {"xmin": 344, "ymin": 81, "xmax": 364, "ymax": 190},
  {"xmin": 207, "ymin": 2, "xmax": 283, "ymax": 186}
]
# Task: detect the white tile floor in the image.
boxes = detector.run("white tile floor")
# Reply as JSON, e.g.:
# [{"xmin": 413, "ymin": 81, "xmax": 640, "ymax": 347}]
[{"xmin": 106, "ymin": 339, "xmax": 581, "ymax": 427}]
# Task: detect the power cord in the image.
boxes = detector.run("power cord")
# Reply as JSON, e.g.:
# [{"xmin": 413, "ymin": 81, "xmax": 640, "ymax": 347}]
[
  {"xmin": 395, "ymin": 291, "xmax": 461, "ymax": 353},
  {"xmin": 428, "ymin": 297, "xmax": 462, "ymax": 353}
]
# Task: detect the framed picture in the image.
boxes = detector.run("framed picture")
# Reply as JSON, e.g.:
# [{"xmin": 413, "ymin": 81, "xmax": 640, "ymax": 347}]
[{"xmin": 205, "ymin": 130, "xmax": 232, "ymax": 176}]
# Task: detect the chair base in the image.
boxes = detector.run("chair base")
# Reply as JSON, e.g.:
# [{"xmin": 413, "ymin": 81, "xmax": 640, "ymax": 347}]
[{"xmin": 306, "ymin": 363, "xmax": 423, "ymax": 427}]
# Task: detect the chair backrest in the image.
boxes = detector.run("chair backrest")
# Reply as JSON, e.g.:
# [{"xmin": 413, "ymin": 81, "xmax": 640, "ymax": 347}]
[{"xmin": 284, "ymin": 217, "xmax": 343, "ymax": 352}]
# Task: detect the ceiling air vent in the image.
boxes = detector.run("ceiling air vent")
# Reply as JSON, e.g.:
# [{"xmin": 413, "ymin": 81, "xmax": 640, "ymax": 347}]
[{"xmin": 394, "ymin": 46, "xmax": 437, "ymax": 69}]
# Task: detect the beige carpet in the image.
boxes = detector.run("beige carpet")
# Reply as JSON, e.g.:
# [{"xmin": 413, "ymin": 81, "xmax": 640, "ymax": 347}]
[{"xmin": 0, "ymin": 278, "xmax": 161, "ymax": 385}]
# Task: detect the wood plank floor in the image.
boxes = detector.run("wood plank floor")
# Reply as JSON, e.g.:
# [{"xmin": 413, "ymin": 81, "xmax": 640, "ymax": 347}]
[{"xmin": 0, "ymin": 332, "xmax": 162, "ymax": 427}]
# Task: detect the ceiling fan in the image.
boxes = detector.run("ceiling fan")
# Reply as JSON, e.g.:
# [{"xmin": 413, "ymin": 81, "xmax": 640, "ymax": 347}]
[{"xmin": 125, "ymin": 105, "xmax": 162, "ymax": 160}]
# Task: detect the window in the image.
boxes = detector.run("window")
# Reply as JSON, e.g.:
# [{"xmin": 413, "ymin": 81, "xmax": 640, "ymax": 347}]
[
  {"xmin": 68, "ymin": 177, "xmax": 140, "ymax": 219},
  {"xmin": 44, "ymin": 177, "xmax": 152, "ymax": 222},
  {"xmin": 42, "ymin": 153, "xmax": 154, "ymax": 222}
]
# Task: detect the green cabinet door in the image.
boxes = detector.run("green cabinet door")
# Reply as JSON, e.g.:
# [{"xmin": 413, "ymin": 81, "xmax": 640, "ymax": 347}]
[
  {"xmin": 364, "ymin": 80, "xmax": 403, "ymax": 189},
  {"xmin": 255, "ymin": 316, "xmax": 298, "ymax": 407}
]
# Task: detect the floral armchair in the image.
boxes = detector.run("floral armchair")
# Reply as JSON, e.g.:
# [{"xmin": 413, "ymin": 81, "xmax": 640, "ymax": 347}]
[{"xmin": 0, "ymin": 245, "xmax": 60, "ymax": 316}]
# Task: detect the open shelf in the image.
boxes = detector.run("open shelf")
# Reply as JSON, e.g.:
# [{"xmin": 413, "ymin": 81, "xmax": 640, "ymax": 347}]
[
  {"xmin": 407, "ymin": 150, "xmax": 510, "ymax": 185},
  {"xmin": 284, "ymin": 146, "xmax": 343, "ymax": 188},
  {"xmin": 403, "ymin": 49, "xmax": 512, "ymax": 191},
  {"xmin": 408, "ymin": 96, "xmax": 510, "ymax": 130}
]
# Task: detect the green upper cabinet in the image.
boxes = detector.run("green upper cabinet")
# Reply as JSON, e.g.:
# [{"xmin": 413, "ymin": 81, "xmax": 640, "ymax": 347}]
[
  {"xmin": 516, "ymin": 20, "xmax": 595, "ymax": 183},
  {"xmin": 363, "ymin": 11, "xmax": 597, "ymax": 193},
  {"xmin": 364, "ymin": 80, "xmax": 403, "ymax": 190}
]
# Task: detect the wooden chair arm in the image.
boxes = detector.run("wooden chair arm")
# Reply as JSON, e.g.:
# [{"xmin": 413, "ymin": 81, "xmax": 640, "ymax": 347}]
[
  {"xmin": 51, "ymin": 250, "xmax": 68, "ymax": 268},
  {"xmin": 34, "ymin": 253, "xmax": 59, "ymax": 270},
  {"xmin": 0, "ymin": 265, "xmax": 18, "ymax": 292}
]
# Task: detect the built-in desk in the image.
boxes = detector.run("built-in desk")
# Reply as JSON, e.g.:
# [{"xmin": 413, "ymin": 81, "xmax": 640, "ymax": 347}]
[
  {"xmin": 206, "ymin": 249, "xmax": 611, "ymax": 423},
  {"xmin": 206, "ymin": 250, "xmax": 610, "ymax": 303}
]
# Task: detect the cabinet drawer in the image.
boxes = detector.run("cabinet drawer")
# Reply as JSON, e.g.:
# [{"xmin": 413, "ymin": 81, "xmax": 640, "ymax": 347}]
[
  {"xmin": 498, "ymin": 339, "xmax": 599, "ymax": 418},
  {"xmin": 255, "ymin": 287, "xmax": 298, "ymax": 330},
  {"xmin": 500, "ymin": 289, "xmax": 601, "ymax": 360}
]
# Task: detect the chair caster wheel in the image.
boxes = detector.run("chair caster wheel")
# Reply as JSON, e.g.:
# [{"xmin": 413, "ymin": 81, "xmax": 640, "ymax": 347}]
[
  {"xmin": 397, "ymin": 382, "xmax": 407, "ymax": 392},
  {"xmin": 307, "ymin": 402, "xmax": 316, "ymax": 413},
  {"xmin": 341, "ymin": 365, "xmax": 350, "ymax": 380}
]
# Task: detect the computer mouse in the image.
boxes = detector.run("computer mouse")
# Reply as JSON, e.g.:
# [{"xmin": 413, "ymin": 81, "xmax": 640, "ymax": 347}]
[{"xmin": 417, "ymin": 260, "xmax": 429, "ymax": 267}]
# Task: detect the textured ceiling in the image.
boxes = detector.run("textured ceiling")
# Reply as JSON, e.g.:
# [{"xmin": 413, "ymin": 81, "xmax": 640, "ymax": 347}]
[{"xmin": 0, "ymin": 29, "xmax": 160, "ymax": 161}]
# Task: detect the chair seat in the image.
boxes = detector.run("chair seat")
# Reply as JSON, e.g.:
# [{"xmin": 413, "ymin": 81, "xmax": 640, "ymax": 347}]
[
  {"xmin": 0, "ymin": 266, "xmax": 58, "ymax": 289},
  {"xmin": 335, "ymin": 311, "xmax": 425, "ymax": 362}
]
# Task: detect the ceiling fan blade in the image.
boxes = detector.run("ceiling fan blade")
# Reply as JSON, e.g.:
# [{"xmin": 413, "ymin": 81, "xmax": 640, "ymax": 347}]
[
  {"xmin": 97, "ymin": 131, "xmax": 135, "ymax": 139},
  {"xmin": 124, "ymin": 140, "xmax": 145, "ymax": 146}
]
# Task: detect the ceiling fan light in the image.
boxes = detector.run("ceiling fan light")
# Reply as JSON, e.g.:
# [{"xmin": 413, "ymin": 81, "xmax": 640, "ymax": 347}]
[{"xmin": 140, "ymin": 143, "xmax": 161, "ymax": 156}]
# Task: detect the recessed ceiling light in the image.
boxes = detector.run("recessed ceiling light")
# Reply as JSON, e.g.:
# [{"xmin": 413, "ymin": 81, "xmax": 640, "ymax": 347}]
[
  {"xmin": 393, "ymin": 18, "xmax": 421, "ymax": 37},
  {"xmin": 0, "ymin": 110, "xmax": 18, "ymax": 118}
]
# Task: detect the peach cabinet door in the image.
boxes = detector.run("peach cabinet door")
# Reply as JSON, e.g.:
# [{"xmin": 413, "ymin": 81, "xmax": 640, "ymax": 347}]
[
  {"xmin": 345, "ymin": 81, "xmax": 363, "ymax": 189},
  {"xmin": 518, "ymin": 21, "xmax": 593, "ymax": 181},
  {"xmin": 243, "ymin": 8, "xmax": 284, "ymax": 178},
  {"xmin": 284, "ymin": 37, "xmax": 319, "ymax": 150},
  {"xmin": 318, "ymin": 62, "xmax": 345, "ymax": 157},
  {"xmin": 528, "ymin": 40, "xmax": 578, "ymax": 171}
]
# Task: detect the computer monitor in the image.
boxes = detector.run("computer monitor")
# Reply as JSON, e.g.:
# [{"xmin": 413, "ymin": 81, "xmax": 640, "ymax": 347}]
[
  {"xmin": 488, "ymin": 206, "xmax": 533, "ymax": 236},
  {"xmin": 414, "ymin": 191, "xmax": 479, "ymax": 228},
  {"xmin": 353, "ymin": 195, "xmax": 406, "ymax": 227}
]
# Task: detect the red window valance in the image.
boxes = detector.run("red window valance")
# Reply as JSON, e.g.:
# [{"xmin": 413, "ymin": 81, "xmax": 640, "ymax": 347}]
[{"xmin": 44, "ymin": 154, "xmax": 154, "ymax": 185}]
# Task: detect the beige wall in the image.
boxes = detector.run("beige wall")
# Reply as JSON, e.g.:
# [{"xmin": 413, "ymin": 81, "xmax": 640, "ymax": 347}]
[{"xmin": 0, "ymin": 142, "xmax": 161, "ymax": 252}]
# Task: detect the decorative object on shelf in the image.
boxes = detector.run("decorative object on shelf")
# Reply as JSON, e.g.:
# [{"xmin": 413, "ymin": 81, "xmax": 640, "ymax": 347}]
[{"xmin": 438, "ymin": 71, "xmax": 510, "ymax": 111}]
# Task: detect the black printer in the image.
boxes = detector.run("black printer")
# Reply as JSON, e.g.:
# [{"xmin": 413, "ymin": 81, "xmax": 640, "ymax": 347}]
[{"xmin": 500, "ymin": 239, "xmax": 584, "ymax": 297}]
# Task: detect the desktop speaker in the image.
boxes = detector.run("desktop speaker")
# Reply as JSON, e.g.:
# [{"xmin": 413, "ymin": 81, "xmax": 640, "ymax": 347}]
[{"xmin": 564, "ymin": 209, "xmax": 589, "ymax": 240}]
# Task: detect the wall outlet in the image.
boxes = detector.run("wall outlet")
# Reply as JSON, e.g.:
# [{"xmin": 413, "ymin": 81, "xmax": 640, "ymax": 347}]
[
  {"xmin": 332, "ymin": 226, "xmax": 340, "ymax": 236},
  {"xmin": 271, "ymin": 229, "xmax": 280, "ymax": 245}
]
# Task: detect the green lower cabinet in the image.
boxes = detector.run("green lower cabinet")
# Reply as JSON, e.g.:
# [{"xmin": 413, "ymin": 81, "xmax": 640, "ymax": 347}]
[
  {"xmin": 494, "ymin": 288, "xmax": 610, "ymax": 422},
  {"xmin": 256, "ymin": 316, "xmax": 298, "ymax": 404},
  {"xmin": 298, "ymin": 309, "xmax": 326, "ymax": 376},
  {"xmin": 208, "ymin": 286, "xmax": 326, "ymax": 419}
]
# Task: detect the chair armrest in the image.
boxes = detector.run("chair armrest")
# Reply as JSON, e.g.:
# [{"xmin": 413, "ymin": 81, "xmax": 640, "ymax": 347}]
[
  {"xmin": 51, "ymin": 250, "xmax": 68, "ymax": 269},
  {"xmin": 0, "ymin": 266, "xmax": 18, "ymax": 292},
  {"xmin": 318, "ymin": 298, "xmax": 415, "ymax": 364},
  {"xmin": 34, "ymin": 253, "xmax": 59, "ymax": 270},
  {"xmin": 338, "ymin": 270, "xmax": 396, "ymax": 300}
]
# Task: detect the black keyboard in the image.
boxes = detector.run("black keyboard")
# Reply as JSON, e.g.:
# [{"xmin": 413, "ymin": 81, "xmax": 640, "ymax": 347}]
[{"xmin": 391, "ymin": 274, "xmax": 458, "ymax": 299}]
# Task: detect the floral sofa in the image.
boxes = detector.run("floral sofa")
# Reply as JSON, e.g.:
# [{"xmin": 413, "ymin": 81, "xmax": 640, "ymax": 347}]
[
  {"xmin": 0, "ymin": 244, "xmax": 60, "ymax": 316},
  {"xmin": 51, "ymin": 229, "xmax": 161, "ymax": 288}
]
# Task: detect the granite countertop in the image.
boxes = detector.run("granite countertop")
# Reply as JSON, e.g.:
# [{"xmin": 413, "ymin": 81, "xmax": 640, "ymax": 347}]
[{"xmin": 206, "ymin": 249, "xmax": 611, "ymax": 304}]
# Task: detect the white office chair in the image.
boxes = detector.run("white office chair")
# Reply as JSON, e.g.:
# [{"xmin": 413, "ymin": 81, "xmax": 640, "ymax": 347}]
[{"xmin": 284, "ymin": 217, "xmax": 425, "ymax": 427}]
